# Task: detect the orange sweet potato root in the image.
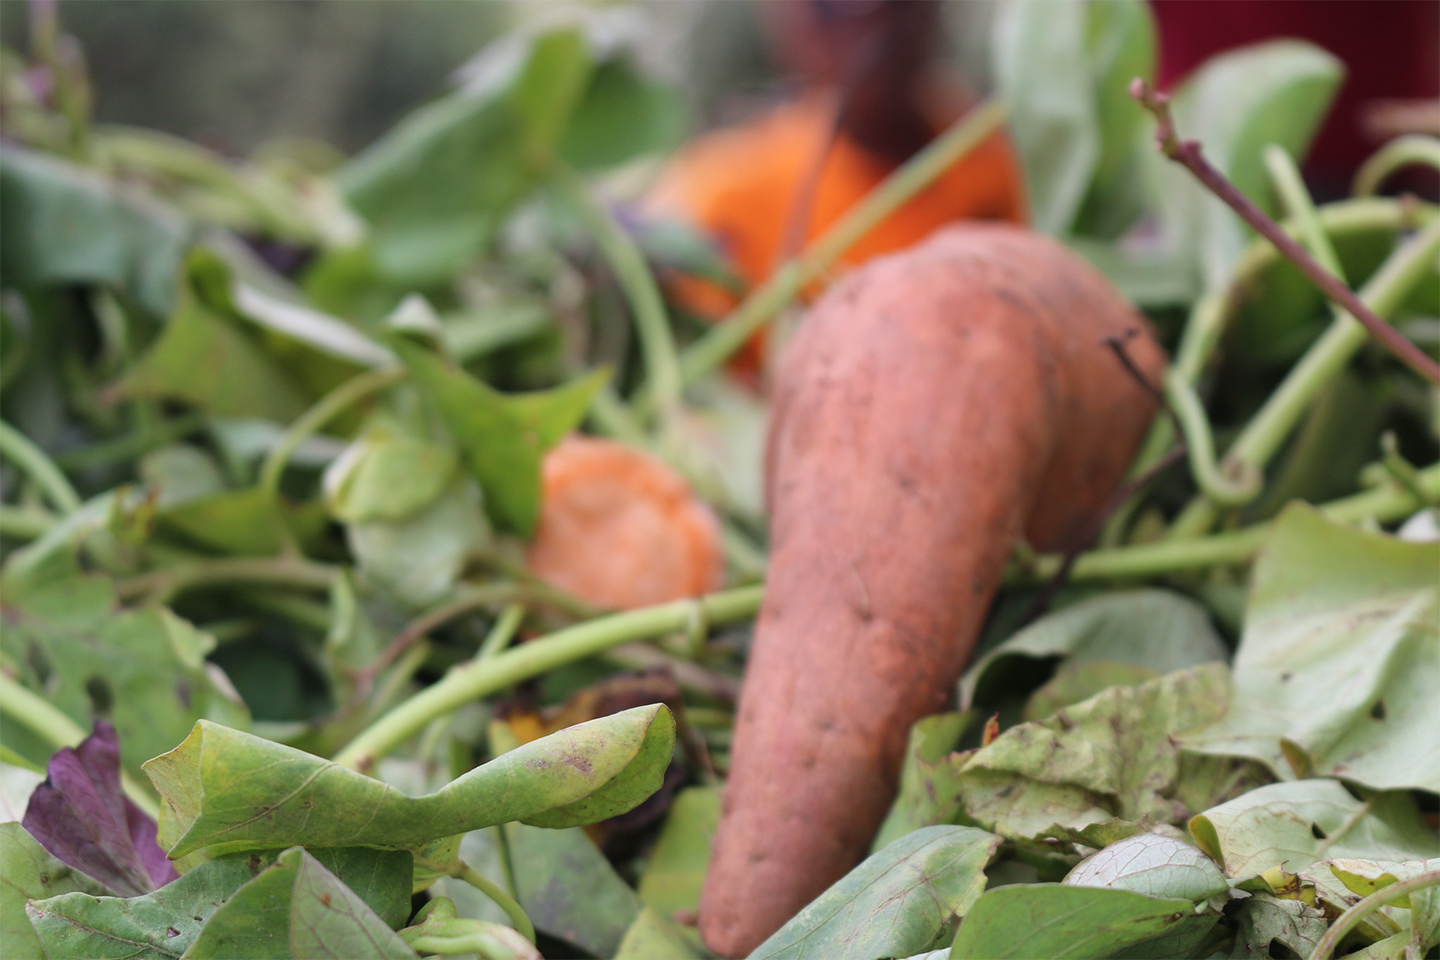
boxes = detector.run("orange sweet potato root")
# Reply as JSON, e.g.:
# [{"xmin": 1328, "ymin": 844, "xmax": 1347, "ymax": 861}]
[
  {"xmin": 699, "ymin": 223, "xmax": 1167, "ymax": 956},
  {"xmin": 526, "ymin": 436, "xmax": 724, "ymax": 611}
]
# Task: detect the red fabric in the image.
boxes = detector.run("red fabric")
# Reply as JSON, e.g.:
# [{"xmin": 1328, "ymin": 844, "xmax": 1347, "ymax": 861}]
[{"xmin": 1151, "ymin": 0, "xmax": 1439, "ymax": 184}]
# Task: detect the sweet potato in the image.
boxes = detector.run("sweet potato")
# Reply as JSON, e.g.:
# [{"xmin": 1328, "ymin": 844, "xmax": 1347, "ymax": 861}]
[
  {"xmin": 526, "ymin": 436, "xmax": 724, "ymax": 610},
  {"xmin": 644, "ymin": 94, "xmax": 1026, "ymax": 378},
  {"xmin": 698, "ymin": 223, "xmax": 1167, "ymax": 956}
]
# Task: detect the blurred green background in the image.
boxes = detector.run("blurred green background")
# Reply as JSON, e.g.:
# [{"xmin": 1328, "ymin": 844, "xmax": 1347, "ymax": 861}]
[
  {"xmin": 1, "ymin": 0, "xmax": 508, "ymax": 154},
  {"xmin": 0, "ymin": 0, "xmax": 795, "ymax": 158}
]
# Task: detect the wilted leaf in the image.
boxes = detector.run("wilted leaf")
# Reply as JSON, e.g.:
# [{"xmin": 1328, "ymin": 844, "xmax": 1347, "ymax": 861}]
[
  {"xmin": 949, "ymin": 884, "xmax": 1217, "ymax": 959},
  {"xmin": 1319, "ymin": 857, "xmax": 1440, "ymax": 950},
  {"xmin": 505, "ymin": 822, "xmax": 642, "ymax": 958},
  {"xmin": 0, "ymin": 145, "xmax": 189, "ymax": 317},
  {"xmin": 1181, "ymin": 505, "xmax": 1440, "ymax": 791},
  {"xmin": 751, "ymin": 826, "xmax": 1003, "ymax": 960},
  {"xmin": 22, "ymin": 722, "xmax": 177, "ymax": 897},
  {"xmin": 143, "ymin": 704, "xmax": 675, "ymax": 860},
  {"xmin": 1188, "ymin": 779, "xmax": 1439, "ymax": 879},
  {"xmin": 1231, "ymin": 890, "xmax": 1330, "ymax": 959},
  {"xmin": 956, "ymin": 664, "xmax": 1270, "ymax": 842},
  {"xmin": 1064, "ymin": 832, "xmax": 1229, "ymax": 902},
  {"xmin": 0, "ymin": 822, "xmax": 109, "ymax": 960},
  {"xmin": 1023, "ymin": 660, "xmax": 1160, "ymax": 722},
  {"xmin": 959, "ymin": 589, "xmax": 1227, "ymax": 710}
]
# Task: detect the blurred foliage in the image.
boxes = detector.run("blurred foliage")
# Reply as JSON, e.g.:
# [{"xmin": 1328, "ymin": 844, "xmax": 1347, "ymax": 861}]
[{"xmin": 0, "ymin": 0, "xmax": 508, "ymax": 154}]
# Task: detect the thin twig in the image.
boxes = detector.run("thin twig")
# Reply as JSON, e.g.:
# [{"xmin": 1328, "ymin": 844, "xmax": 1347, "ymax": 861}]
[{"xmin": 1131, "ymin": 78, "xmax": 1440, "ymax": 384}]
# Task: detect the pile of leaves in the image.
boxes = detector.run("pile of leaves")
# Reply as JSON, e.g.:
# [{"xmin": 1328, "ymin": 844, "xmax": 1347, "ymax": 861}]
[{"xmin": 2, "ymin": 2, "xmax": 1437, "ymax": 959}]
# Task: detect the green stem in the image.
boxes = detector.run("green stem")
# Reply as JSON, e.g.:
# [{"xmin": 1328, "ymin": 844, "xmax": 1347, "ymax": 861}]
[
  {"xmin": 1169, "ymin": 214, "xmax": 1440, "ymax": 538},
  {"xmin": 256, "ymin": 367, "xmax": 405, "ymax": 502},
  {"xmin": 54, "ymin": 412, "xmax": 207, "ymax": 472},
  {"xmin": 1030, "ymin": 463, "xmax": 1440, "ymax": 582},
  {"xmin": 0, "ymin": 504, "xmax": 59, "ymax": 540},
  {"xmin": 633, "ymin": 98, "xmax": 1008, "ymax": 419},
  {"xmin": 547, "ymin": 159, "xmax": 684, "ymax": 429},
  {"xmin": 1307, "ymin": 869, "xmax": 1440, "ymax": 960},
  {"xmin": 1352, "ymin": 135, "xmax": 1440, "ymax": 197},
  {"xmin": 476, "ymin": 603, "xmax": 525, "ymax": 662},
  {"xmin": 452, "ymin": 861, "xmax": 536, "ymax": 945},
  {"xmin": 0, "ymin": 674, "xmax": 160, "ymax": 819},
  {"xmin": 0, "ymin": 420, "xmax": 82, "ymax": 515},
  {"xmin": 1164, "ymin": 371, "xmax": 1260, "ymax": 506},
  {"xmin": 333, "ymin": 585, "xmax": 763, "ymax": 771},
  {"xmin": 1265, "ymin": 147, "xmax": 1348, "ymax": 280},
  {"xmin": 114, "ymin": 554, "xmax": 339, "ymax": 605}
]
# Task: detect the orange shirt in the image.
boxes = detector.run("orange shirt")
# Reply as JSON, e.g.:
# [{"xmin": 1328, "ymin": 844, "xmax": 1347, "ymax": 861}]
[{"xmin": 646, "ymin": 93, "xmax": 1027, "ymax": 375}]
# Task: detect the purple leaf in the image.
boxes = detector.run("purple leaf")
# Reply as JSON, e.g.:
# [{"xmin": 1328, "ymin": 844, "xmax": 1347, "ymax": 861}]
[{"xmin": 21, "ymin": 721, "xmax": 179, "ymax": 897}]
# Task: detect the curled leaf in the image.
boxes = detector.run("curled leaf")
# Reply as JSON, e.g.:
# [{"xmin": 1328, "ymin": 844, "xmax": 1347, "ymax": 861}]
[{"xmin": 144, "ymin": 704, "xmax": 675, "ymax": 859}]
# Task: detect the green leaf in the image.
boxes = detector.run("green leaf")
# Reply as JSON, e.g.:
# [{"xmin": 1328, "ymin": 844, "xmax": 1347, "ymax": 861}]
[
  {"xmin": 1, "ymin": 822, "xmax": 109, "ymax": 960},
  {"xmin": 336, "ymin": 28, "xmax": 591, "ymax": 284},
  {"xmin": 1327, "ymin": 858, "xmax": 1440, "ymax": 951},
  {"xmin": 0, "ymin": 568, "xmax": 250, "ymax": 781},
  {"xmin": 636, "ymin": 786, "xmax": 719, "ymax": 920},
  {"xmin": 1188, "ymin": 780, "xmax": 1439, "ymax": 879},
  {"xmin": 1071, "ymin": 0, "xmax": 1157, "ymax": 239},
  {"xmin": 287, "ymin": 849, "xmax": 416, "ymax": 960},
  {"xmin": 1064, "ymin": 832, "xmax": 1229, "ymax": 902},
  {"xmin": 0, "ymin": 145, "xmax": 189, "ymax": 317},
  {"xmin": 26, "ymin": 852, "xmax": 258, "ymax": 960},
  {"xmin": 1153, "ymin": 41, "xmax": 1343, "ymax": 290},
  {"xmin": 959, "ymin": 589, "xmax": 1228, "ymax": 710},
  {"xmin": 956, "ymin": 664, "xmax": 1270, "ymax": 843},
  {"xmin": 323, "ymin": 433, "xmax": 460, "ymax": 523},
  {"xmin": 614, "ymin": 905, "xmax": 705, "ymax": 960},
  {"xmin": 505, "ymin": 822, "xmax": 642, "ymax": 958},
  {"xmin": 1180, "ymin": 505, "xmax": 1440, "ymax": 790},
  {"xmin": 184, "ymin": 847, "xmax": 417, "ymax": 959},
  {"xmin": 750, "ymin": 826, "xmax": 1003, "ymax": 960},
  {"xmin": 948, "ymin": 884, "xmax": 1217, "ymax": 959},
  {"xmin": 392, "ymin": 336, "xmax": 606, "ymax": 536},
  {"xmin": 873, "ymin": 712, "xmax": 975, "ymax": 851},
  {"xmin": 160, "ymin": 487, "xmax": 327, "ymax": 557},
  {"xmin": 991, "ymin": 0, "xmax": 1099, "ymax": 237},
  {"xmin": 118, "ymin": 251, "xmax": 312, "ymax": 422},
  {"xmin": 557, "ymin": 59, "xmax": 689, "ymax": 171},
  {"xmin": 344, "ymin": 476, "xmax": 490, "ymax": 608},
  {"xmin": 142, "ymin": 704, "xmax": 675, "ymax": 860},
  {"xmin": 1023, "ymin": 661, "xmax": 1160, "ymax": 722}
]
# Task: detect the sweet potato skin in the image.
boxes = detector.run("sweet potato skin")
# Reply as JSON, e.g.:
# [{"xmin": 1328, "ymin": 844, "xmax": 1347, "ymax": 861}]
[{"xmin": 699, "ymin": 223, "xmax": 1166, "ymax": 957}]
